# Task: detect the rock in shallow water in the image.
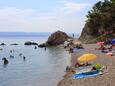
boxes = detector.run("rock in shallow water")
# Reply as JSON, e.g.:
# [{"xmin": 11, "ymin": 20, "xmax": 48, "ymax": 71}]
[
  {"xmin": 46, "ymin": 31, "xmax": 70, "ymax": 46},
  {"xmin": 24, "ymin": 41, "xmax": 38, "ymax": 45},
  {"xmin": 38, "ymin": 30, "xmax": 71, "ymax": 47}
]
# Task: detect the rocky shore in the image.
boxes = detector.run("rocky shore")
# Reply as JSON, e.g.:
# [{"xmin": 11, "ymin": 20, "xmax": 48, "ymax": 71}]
[{"xmin": 57, "ymin": 44, "xmax": 115, "ymax": 86}]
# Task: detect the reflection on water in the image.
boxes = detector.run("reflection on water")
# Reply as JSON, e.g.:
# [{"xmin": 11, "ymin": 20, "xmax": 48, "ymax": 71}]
[
  {"xmin": 3, "ymin": 64, "xmax": 8, "ymax": 68},
  {"xmin": 0, "ymin": 37, "xmax": 71, "ymax": 86}
]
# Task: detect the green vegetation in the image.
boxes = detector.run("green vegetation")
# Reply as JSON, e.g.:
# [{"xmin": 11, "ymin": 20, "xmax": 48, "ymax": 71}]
[{"xmin": 86, "ymin": 0, "xmax": 115, "ymax": 36}]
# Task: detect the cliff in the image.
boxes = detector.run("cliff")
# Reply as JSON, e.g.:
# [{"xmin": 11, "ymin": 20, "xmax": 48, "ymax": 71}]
[{"xmin": 79, "ymin": 0, "xmax": 115, "ymax": 43}]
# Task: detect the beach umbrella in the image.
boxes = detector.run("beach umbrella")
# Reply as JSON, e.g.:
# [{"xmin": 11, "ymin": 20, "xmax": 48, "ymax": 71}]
[
  {"xmin": 96, "ymin": 41, "xmax": 104, "ymax": 45},
  {"xmin": 111, "ymin": 39, "xmax": 115, "ymax": 44},
  {"xmin": 78, "ymin": 53, "xmax": 97, "ymax": 62}
]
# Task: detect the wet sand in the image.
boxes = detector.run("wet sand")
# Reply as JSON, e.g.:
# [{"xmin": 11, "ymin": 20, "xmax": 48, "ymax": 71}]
[{"xmin": 57, "ymin": 44, "xmax": 115, "ymax": 86}]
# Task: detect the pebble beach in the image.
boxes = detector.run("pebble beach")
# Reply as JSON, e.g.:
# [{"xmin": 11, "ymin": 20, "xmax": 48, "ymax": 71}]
[{"xmin": 57, "ymin": 44, "xmax": 115, "ymax": 86}]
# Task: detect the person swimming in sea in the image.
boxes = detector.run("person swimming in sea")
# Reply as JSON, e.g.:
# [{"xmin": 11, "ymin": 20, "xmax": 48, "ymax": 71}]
[
  {"xmin": 10, "ymin": 50, "xmax": 13, "ymax": 53},
  {"xmin": 2, "ymin": 57, "xmax": 9, "ymax": 64},
  {"xmin": 19, "ymin": 53, "xmax": 22, "ymax": 56},
  {"xmin": 34, "ymin": 46, "xmax": 37, "ymax": 49},
  {"xmin": 44, "ymin": 47, "xmax": 46, "ymax": 51},
  {"xmin": 23, "ymin": 56, "xmax": 26, "ymax": 61},
  {"xmin": 10, "ymin": 55, "xmax": 14, "ymax": 58}
]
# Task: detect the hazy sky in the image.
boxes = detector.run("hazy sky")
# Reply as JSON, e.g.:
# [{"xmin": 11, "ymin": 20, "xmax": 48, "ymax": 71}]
[{"xmin": 0, "ymin": 0, "xmax": 100, "ymax": 33}]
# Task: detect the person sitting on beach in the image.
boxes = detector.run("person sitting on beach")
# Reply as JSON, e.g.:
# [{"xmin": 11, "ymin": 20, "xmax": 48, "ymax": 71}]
[
  {"xmin": 90, "ymin": 63, "xmax": 107, "ymax": 75},
  {"xmin": 66, "ymin": 66, "xmax": 70, "ymax": 72},
  {"xmin": 95, "ymin": 44, "xmax": 107, "ymax": 50},
  {"xmin": 108, "ymin": 44, "xmax": 115, "ymax": 49},
  {"xmin": 75, "ymin": 62, "xmax": 91, "ymax": 68},
  {"xmin": 2, "ymin": 57, "xmax": 9, "ymax": 64},
  {"xmin": 91, "ymin": 63, "xmax": 102, "ymax": 72}
]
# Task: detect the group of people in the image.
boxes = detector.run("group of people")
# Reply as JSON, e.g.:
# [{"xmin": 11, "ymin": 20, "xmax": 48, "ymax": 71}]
[
  {"xmin": 66, "ymin": 62, "xmax": 105, "ymax": 75},
  {"xmin": 95, "ymin": 40, "xmax": 115, "ymax": 56},
  {"xmin": 64, "ymin": 39, "xmax": 84, "ymax": 53},
  {"xmin": 64, "ymin": 39, "xmax": 75, "ymax": 53},
  {"xmin": 2, "ymin": 50, "xmax": 26, "ymax": 65}
]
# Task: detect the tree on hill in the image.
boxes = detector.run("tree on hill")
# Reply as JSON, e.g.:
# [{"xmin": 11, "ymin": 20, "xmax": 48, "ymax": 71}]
[{"xmin": 79, "ymin": 0, "xmax": 115, "ymax": 43}]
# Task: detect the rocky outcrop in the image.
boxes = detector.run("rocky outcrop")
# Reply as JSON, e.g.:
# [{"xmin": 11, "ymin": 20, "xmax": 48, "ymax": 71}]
[
  {"xmin": 38, "ymin": 43, "xmax": 48, "ymax": 47},
  {"xmin": 0, "ymin": 43, "xmax": 6, "ymax": 46},
  {"xmin": 79, "ymin": 23, "xmax": 115, "ymax": 44},
  {"xmin": 24, "ymin": 41, "xmax": 38, "ymax": 45},
  {"xmin": 38, "ymin": 31, "xmax": 70, "ymax": 47},
  {"xmin": 10, "ymin": 43, "xmax": 19, "ymax": 45}
]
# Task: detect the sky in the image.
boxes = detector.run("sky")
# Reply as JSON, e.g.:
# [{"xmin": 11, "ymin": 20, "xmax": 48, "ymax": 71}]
[{"xmin": 0, "ymin": 0, "xmax": 101, "ymax": 33}]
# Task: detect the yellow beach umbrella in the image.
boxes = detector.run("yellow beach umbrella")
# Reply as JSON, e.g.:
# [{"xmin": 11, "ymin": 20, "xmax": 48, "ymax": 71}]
[{"xmin": 78, "ymin": 53, "xmax": 96, "ymax": 62}]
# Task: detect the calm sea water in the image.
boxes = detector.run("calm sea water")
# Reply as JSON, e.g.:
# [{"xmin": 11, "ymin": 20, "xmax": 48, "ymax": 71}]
[{"xmin": 0, "ymin": 37, "xmax": 71, "ymax": 86}]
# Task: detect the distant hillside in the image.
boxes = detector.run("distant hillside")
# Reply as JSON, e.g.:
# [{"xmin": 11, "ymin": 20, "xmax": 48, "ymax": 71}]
[{"xmin": 79, "ymin": 0, "xmax": 115, "ymax": 43}]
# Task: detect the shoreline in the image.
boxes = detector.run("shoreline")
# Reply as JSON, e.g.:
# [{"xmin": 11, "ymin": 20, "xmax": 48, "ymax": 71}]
[{"xmin": 57, "ymin": 44, "xmax": 115, "ymax": 86}]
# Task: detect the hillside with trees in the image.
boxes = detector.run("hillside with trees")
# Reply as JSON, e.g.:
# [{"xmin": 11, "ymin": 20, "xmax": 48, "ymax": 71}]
[{"xmin": 79, "ymin": 0, "xmax": 115, "ymax": 43}]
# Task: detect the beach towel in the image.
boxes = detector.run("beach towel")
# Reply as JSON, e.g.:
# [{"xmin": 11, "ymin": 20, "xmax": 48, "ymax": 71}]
[
  {"xmin": 72, "ymin": 70, "xmax": 101, "ymax": 79},
  {"xmin": 74, "ymin": 67, "xmax": 92, "ymax": 74},
  {"xmin": 101, "ymin": 50, "xmax": 109, "ymax": 53}
]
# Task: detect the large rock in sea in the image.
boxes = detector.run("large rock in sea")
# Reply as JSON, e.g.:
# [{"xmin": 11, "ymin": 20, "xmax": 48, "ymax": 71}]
[
  {"xmin": 0, "ymin": 43, "xmax": 6, "ymax": 46},
  {"xmin": 38, "ymin": 31, "xmax": 70, "ymax": 47},
  {"xmin": 47, "ymin": 31, "xmax": 70, "ymax": 45}
]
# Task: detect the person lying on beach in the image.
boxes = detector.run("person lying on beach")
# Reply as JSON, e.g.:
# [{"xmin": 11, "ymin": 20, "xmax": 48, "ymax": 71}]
[{"xmin": 75, "ymin": 62, "xmax": 91, "ymax": 67}]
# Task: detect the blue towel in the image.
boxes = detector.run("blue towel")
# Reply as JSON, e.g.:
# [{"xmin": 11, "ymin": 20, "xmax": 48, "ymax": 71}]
[{"xmin": 72, "ymin": 70, "xmax": 100, "ymax": 78}]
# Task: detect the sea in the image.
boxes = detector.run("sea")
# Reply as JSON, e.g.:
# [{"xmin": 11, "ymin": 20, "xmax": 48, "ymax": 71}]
[{"xmin": 0, "ymin": 32, "xmax": 76, "ymax": 86}]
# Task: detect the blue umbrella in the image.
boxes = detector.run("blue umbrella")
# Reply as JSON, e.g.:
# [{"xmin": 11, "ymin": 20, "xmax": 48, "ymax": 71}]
[{"xmin": 111, "ymin": 39, "xmax": 115, "ymax": 44}]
